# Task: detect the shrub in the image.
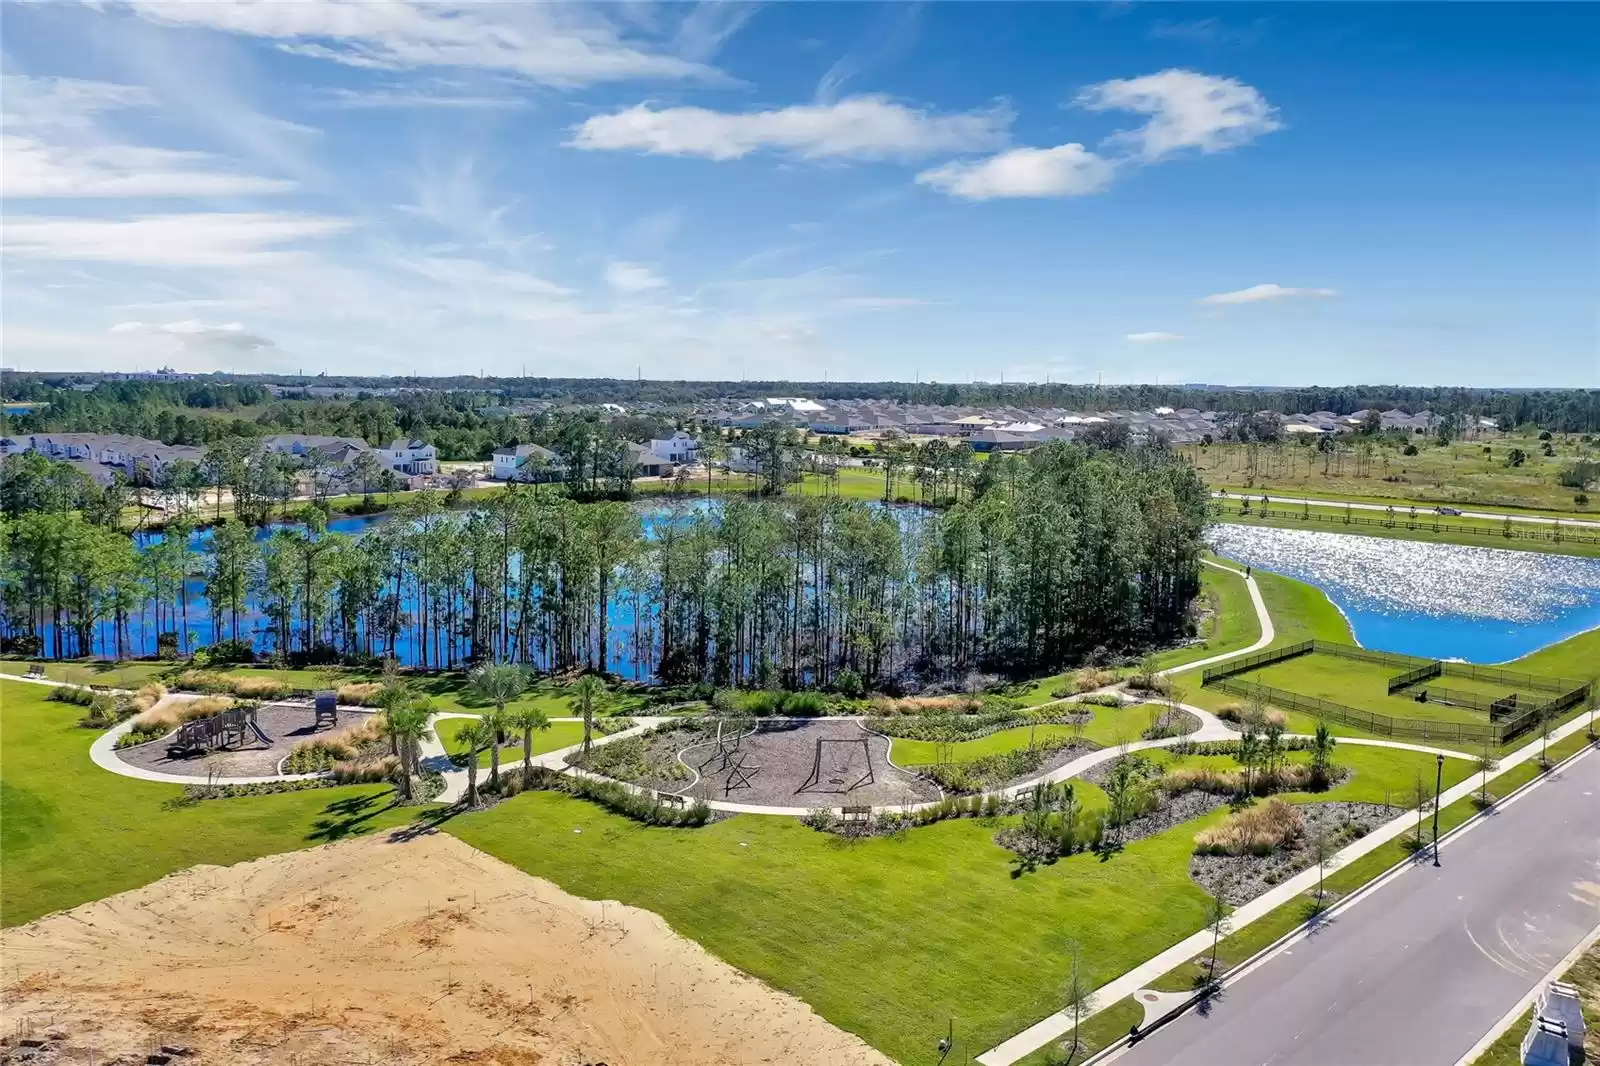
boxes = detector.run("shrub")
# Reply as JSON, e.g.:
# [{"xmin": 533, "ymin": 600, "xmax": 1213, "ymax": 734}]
[
  {"xmin": 172, "ymin": 669, "xmax": 235, "ymax": 694},
  {"xmin": 336, "ymin": 681, "xmax": 386, "ymax": 707},
  {"xmin": 329, "ymin": 754, "xmax": 399, "ymax": 783},
  {"xmin": 129, "ymin": 682, "xmax": 168, "ymax": 716},
  {"xmin": 1216, "ymin": 702, "xmax": 1287, "ymax": 729},
  {"xmin": 190, "ymin": 639, "xmax": 255, "ymax": 666},
  {"xmin": 78, "ymin": 692, "xmax": 121, "ymax": 729},
  {"xmin": 228, "ymin": 676, "xmax": 293, "ymax": 700},
  {"xmin": 594, "ymin": 715, "xmax": 638, "ymax": 736},
  {"xmin": 782, "ymin": 690, "xmax": 828, "ymax": 716},
  {"xmin": 285, "ymin": 714, "xmax": 388, "ymax": 771},
  {"xmin": 1194, "ymin": 799, "xmax": 1305, "ymax": 856},
  {"xmin": 1077, "ymin": 693, "xmax": 1124, "ymax": 708},
  {"xmin": 568, "ymin": 733, "xmax": 688, "ymax": 783},
  {"xmin": 867, "ymin": 694, "xmax": 983, "ymax": 716},
  {"xmin": 114, "ymin": 725, "xmax": 167, "ymax": 749},
  {"xmin": 1073, "ymin": 667, "xmax": 1118, "ymax": 694},
  {"xmin": 524, "ymin": 769, "xmax": 711, "ymax": 826},
  {"xmin": 916, "ymin": 736, "xmax": 1086, "ymax": 794},
  {"xmin": 47, "ymin": 685, "xmax": 97, "ymax": 707},
  {"xmin": 833, "ymin": 669, "xmax": 864, "ymax": 699},
  {"xmin": 1402, "ymin": 444, "xmax": 1419, "ymax": 456}
]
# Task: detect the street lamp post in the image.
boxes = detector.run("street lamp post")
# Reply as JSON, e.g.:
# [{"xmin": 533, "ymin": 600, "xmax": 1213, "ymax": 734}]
[{"xmin": 1432, "ymin": 752, "xmax": 1445, "ymax": 867}]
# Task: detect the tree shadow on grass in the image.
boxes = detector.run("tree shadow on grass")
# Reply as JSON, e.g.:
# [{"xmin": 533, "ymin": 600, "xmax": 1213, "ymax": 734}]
[
  {"xmin": 305, "ymin": 789, "xmax": 401, "ymax": 843},
  {"xmin": 386, "ymin": 801, "xmax": 471, "ymax": 842}
]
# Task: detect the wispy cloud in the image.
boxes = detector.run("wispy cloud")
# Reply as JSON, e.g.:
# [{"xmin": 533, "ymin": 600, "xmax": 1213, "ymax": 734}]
[
  {"xmin": 1, "ymin": 74, "xmax": 294, "ymax": 198},
  {"xmin": 605, "ymin": 261, "xmax": 668, "ymax": 293},
  {"xmin": 1126, "ymin": 331, "xmax": 1184, "ymax": 342},
  {"xmin": 321, "ymin": 86, "xmax": 530, "ymax": 110},
  {"xmin": 115, "ymin": 0, "xmax": 722, "ymax": 88},
  {"xmin": 1200, "ymin": 283, "xmax": 1337, "ymax": 305},
  {"xmin": 110, "ymin": 319, "xmax": 276, "ymax": 352},
  {"xmin": 3, "ymin": 213, "xmax": 353, "ymax": 266},
  {"xmin": 570, "ymin": 95, "xmax": 1011, "ymax": 161},
  {"xmin": 837, "ymin": 295, "xmax": 929, "ymax": 310}
]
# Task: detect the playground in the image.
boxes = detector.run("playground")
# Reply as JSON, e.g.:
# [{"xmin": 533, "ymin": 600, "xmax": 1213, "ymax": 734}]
[
  {"xmin": 113, "ymin": 696, "xmax": 374, "ymax": 779},
  {"xmin": 665, "ymin": 718, "xmax": 941, "ymax": 809}
]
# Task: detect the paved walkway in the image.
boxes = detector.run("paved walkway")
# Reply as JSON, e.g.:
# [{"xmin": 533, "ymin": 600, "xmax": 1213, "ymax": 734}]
[{"xmin": 975, "ymin": 711, "xmax": 1599, "ymax": 1066}]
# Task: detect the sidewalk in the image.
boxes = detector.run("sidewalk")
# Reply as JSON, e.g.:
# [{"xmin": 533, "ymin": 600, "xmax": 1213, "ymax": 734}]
[{"xmin": 976, "ymin": 711, "xmax": 1597, "ymax": 1066}]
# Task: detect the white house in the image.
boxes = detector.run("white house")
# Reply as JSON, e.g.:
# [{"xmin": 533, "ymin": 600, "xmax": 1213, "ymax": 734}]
[
  {"xmin": 491, "ymin": 443, "xmax": 563, "ymax": 482},
  {"xmin": 647, "ymin": 431, "xmax": 700, "ymax": 464},
  {"xmin": 378, "ymin": 438, "xmax": 438, "ymax": 476}
]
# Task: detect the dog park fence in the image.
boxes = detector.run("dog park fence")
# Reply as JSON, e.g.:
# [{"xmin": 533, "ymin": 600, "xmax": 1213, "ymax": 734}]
[
  {"xmin": 1210, "ymin": 501, "xmax": 1600, "ymax": 548},
  {"xmin": 1200, "ymin": 640, "xmax": 1593, "ymax": 745}
]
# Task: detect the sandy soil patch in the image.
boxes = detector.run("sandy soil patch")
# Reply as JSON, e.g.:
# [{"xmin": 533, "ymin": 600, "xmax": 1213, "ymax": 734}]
[{"xmin": 0, "ymin": 832, "xmax": 894, "ymax": 1066}]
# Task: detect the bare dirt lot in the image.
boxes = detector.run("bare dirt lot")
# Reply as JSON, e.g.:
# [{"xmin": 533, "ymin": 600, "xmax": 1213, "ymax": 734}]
[{"xmin": 0, "ymin": 832, "xmax": 894, "ymax": 1066}]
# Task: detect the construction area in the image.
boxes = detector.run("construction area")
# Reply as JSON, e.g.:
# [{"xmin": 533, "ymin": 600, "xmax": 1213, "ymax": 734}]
[{"xmin": 0, "ymin": 832, "xmax": 896, "ymax": 1066}]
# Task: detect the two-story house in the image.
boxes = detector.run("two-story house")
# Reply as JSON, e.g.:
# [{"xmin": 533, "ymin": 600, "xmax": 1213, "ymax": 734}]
[
  {"xmin": 646, "ymin": 431, "xmax": 700, "ymax": 464},
  {"xmin": 491, "ymin": 443, "xmax": 564, "ymax": 482},
  {"xmin": 378, "ymin": 438, "xmax": 438, "ymax": 476}
]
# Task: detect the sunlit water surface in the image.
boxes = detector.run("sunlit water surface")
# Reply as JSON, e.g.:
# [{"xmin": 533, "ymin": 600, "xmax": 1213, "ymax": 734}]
[{"xmin": 1207, "ymin": 525, "xmax": 1600, "ymax": 663}]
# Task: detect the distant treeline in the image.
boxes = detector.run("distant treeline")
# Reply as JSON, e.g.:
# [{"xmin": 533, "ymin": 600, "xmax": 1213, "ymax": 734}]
[{"xmin": 4, "ymin": 372, "xmax": 1597, "ymax": 434}]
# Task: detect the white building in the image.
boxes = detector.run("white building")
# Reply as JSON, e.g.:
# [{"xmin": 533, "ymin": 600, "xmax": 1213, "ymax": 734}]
[
  {"xmin": 491, "ymin": 443, "xmax": 563, "ymax": 482},
  {"xmin": 378, "ymin": 438, "xmax": 438, "ymax": 476},
  {"xmin": 648, "ymin": 431, "xmax": 701, "ymax": 463}
]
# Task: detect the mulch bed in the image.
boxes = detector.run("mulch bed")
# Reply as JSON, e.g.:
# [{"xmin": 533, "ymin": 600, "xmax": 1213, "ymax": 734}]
[
  {"xmin": 1189, "ymin": 801, "xmax": 1402, "ymax": 903},
  {"xmin": 115, "ymin": 704, "xmax": 377, "ymax": 779}
]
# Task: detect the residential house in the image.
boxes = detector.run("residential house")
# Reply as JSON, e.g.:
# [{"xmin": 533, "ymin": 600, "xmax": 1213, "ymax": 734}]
[
  {"xmin": 378, "ymin": 438, "xmax": 439, "ymax": 476},
  {"xmin": 491, "ymin": 443, "xmax": 564, "ymax": 482},
  {"xmin": 625, "ymin": 442, "xmax": 676, "ymax": 479},
  {"xmin": 968, "ymin": 428, "xmax": 1034, "ymax": 453},
  {"xmin": 810, "ymin": 413, "xmax": 869, "ymax": 435},
  {"xmin": 648, "ymin": 431, "xmax": 700, "ymax": 464}
]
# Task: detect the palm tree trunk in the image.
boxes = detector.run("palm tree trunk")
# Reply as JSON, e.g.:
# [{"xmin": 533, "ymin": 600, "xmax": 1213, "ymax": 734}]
[
  {"xmin": 522, "ymin": 726, "xmax": 534, "ymax": 783},
  {"xmin": 466, "ymin": 748, "xmax": 480, "ymax": 806}
]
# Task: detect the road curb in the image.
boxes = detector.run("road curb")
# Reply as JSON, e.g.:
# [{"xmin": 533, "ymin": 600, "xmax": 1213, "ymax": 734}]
[{"xmin": 1078, "ymin": 733, "xmax": 1600, "ymax": 1066}]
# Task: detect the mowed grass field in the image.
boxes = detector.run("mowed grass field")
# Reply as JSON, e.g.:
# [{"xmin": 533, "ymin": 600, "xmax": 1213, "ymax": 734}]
[
  {"xmin": 0, "ymin": 678, "xmax": 416, "ymax": 927},
  {"xmin": 1183, "ymin": 434, "xmax": 1595, "ymax": 513},
  {"xmin": 1241, "ymin": 652, "xmax": 1519, "ymax": 726},
  {"xmin": 888, "ymin": 703, "xmax": 1170, "ymax": 766},
  {"xmin": 434, "ymin": 716, "xmax": 587, "ymax": 768}
]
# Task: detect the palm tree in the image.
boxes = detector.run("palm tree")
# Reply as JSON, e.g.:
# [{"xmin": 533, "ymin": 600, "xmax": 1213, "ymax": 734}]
[
  {"xmin": 457, "ymin": 717, "xmax": 496, "ymax": 807},
  {"xmin": 468, "ymin": 662, "xmax": 527, "ymax": 789},
  {"xmin": 385, "ymin": 699, "xmax": 435, "ymax": 802},
  {"xmin": 570, "ymin": 674, "xmax": 607, "ymax": 754},
  {"xmin": 508, "ymin": 704, "xmax": 552, "ymax": 784}
]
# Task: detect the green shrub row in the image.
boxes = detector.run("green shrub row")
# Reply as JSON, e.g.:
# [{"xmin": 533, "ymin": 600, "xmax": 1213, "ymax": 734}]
[
  {"xmin": 114, "ymin": 725, "xmax": 167, "ymax": 749},
  {"xmin": 517, "ymin": 767, "xmax": 711, "ymax": 826},
  {"xmin": 47, "ymin": 685, "xmax": 97, "ymax": 707},
  {"xmin": 913, "ymin": 735, "xmax": 1091, "ymax": 794}
]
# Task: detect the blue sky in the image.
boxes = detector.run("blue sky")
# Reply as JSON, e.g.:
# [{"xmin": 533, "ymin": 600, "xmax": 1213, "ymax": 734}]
[{"xmin": 2, "ymin": 2, "xmax": 1594, "ymax": 386}]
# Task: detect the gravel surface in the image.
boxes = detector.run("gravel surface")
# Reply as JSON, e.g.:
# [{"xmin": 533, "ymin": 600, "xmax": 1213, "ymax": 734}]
[
  {"xmin": 115, "ymin": 703, "xmax": 377, "ymax": 779},
  {"xmin": 1190, "ymin": 801, "xmax": 1403, "ymax": 902}
]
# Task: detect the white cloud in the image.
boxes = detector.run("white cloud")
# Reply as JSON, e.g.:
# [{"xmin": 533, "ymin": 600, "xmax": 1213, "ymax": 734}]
[
  {"xmin": 570, "ymin": 95, "xmax": 1010, "ymax": 161},
  {"xmin": 321, "ymin": 87, "xmax": 529, "ymax": 110},
  {"xmin": 110, "ymin": 319, "xmax": 276, "ymax": 351},
  {"xmin": 1126, "ymin": 331, "xmax": 1184, "ymax": 343},
  {"xmin": 1200, "ymin": 283, "xmax": 1337, "ymax": 305},
  {"xmin": 2, "ymin": 213, "xmax": 353, "ymax": 266},
  {"xmin": 1, "ymin": 74, "xmax": 295, "ymax": 198},
  {"xmin": 915, "ymin": 143, "xmax": 1114, "ymax": 199},
  {"xmin": 605, "ymin": 261, "xmax": 667, "ymax": 293},
  {"xmin": 1078, "ymin": 69, "xmax": 1281, "ymax": 162},
  {"xmin": 915, "ymin": 69, "xmax": 1277, "ymax": 201},
  {"xmin": 117, "ymin": 0, "xmax": 719, "ymax": 88},
  {"xmin": 837, "ymin": 296, "xmax": 929, "ymax": 310}
]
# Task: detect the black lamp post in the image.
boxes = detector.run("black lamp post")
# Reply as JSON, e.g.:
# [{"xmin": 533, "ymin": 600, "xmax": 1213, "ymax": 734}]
[{"xmin": 1432, "ymin": 752, "xmax": 1444, "ymax": 867}]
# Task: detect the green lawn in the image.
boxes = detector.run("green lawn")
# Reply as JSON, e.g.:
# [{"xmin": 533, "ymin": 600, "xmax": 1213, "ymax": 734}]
[
  {"xmin": 0, "ymin": 678, "xmax": 417, "ymax": 927},
  {"xmin": 0, "ymin": 659, "xmax": 170, "ymax": 688},
  {"xmin": 435, "ymin": 716, "xmax": 587, "ymax": 767},
  {"xmin": 446, "ymin": 790, "xmax": 1224, "ymax": 1066},
  {"xmin": 1213, "ymin": 506, "xmax": 1600, "ymax": 560},
  {"xmin": 1242, "ymin": 653, "xmax": 1511, "ymax": 726}
]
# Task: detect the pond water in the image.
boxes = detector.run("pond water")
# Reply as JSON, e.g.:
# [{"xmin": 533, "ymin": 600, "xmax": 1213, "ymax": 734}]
[{"xmin": 1207, "ymin": 525, "xmax": 1600, "ymax": 663}]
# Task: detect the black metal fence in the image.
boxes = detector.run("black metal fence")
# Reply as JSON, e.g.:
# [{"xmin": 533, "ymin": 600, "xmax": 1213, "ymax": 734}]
[
  {"xmin": 1206, "ymin": 675, "xmax": 1502, "ymax": 744},
  {"xmin": 1201, "ymin": 638, "xmax": 1594, "ymax": 745},
  {"xmin": 1387, "ymin": 662, "xmax": 1443, "ymax": 693}
]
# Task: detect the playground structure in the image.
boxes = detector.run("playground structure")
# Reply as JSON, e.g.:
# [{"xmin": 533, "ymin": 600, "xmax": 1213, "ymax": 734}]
[
  {"xmin": 698, "ymin": 717, "xmax": 763, "ymax": 797},
  {"xmin": 798, "ymin": 736, "xmax": 876, "ymax": 794},
  {"xmin": 167, "ymin": 704, "xmax": 270, "ymax": 755}
]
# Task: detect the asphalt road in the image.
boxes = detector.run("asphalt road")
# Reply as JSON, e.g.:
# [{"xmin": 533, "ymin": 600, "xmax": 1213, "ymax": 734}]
[
  {"xmin": 1109, "ymin": 747, "xmax": 1600, "ymax": 1066},
  {"xmin": 1214, "ymin": 492, "xmax": 1600, "ymax": 529}
]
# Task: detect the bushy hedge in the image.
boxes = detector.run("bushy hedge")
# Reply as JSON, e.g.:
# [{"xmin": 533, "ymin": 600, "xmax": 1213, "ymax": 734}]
[
  {"xmin": 518, "ymin": 767, "xmax": 711, "ymax": 826},
  {"xmin": 47, "ymin": 684, "xmax": 97, "ymax": 707}
]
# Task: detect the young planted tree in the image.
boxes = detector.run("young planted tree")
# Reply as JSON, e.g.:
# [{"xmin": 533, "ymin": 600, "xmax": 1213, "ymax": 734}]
[
  {"xmin": 1204, "ymin": 883, "xmax": 1233, "ymax": 983},
  {"xmin": 1309, "ymin": 721, "xmax": 1337, "ymax": 789},
  {"xmin": 457, "ymin": 717, "xmax": 496, "ymax": 807},
  {"xmin": 384, "ymin": 698, "xmax": 435, "ymax": 803},
  {"xmin": 1410, "ymin": 769, "xmax": 1432, "ymax": 850},
  {"xmin": 1475, "ymin": 732, "xmax": 1499, "ymax": 808},
  {"xmin": 1056, "ymin": 941, "xmax": 1096, "ymax": 1065},
  {"xmin": 1312, "ymin": 829, "xmax": 1338, "ymax": 909},
  {"xmin": 509, "ymin": 703, "xmax": 552, "ymax": 784},
  {"xmin": 468, "ymin": 661, "xmax": 528, "ymax": 789},
  {"xmin": 1237, "ymin": 728, "xmax": 1261, "ymax": 797},
  {"xmin": 570, "ymin": 674, "xmax": 607, "ymax": 754}
]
